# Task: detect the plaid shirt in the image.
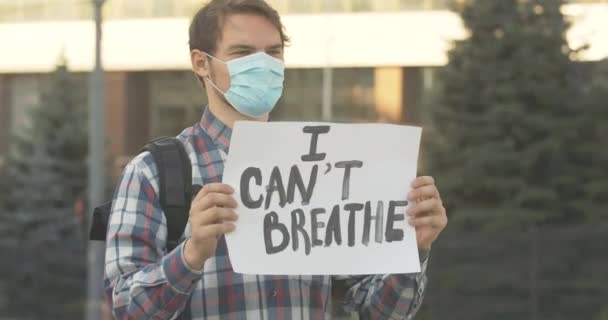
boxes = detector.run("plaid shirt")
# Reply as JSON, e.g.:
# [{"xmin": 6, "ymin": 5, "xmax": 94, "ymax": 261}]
[{"xmin": 104, "ymin": 108, "xmax": 429, "ymax": 319}]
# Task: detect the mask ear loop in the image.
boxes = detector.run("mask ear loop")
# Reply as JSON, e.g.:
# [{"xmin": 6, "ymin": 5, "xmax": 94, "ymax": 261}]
[
  {"xmin": 201, "ymin": 51, "xmax": 240, "ymax": 111},
  {"xmin": 202, "ymin": 51, "xmax": 227, "ymax": 65},
  {"xmin": 204, "ymin": 75, "xmax": 226, "ymax": 95},
  {"xmin": 200, "ymin": 51, "xmax": 228, "ymax": 95}
]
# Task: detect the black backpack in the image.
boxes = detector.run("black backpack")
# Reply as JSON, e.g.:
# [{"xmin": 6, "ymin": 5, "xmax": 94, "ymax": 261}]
[{"xmin": 89, "ymin": 137, "xmax": 201, "ymax": 252}]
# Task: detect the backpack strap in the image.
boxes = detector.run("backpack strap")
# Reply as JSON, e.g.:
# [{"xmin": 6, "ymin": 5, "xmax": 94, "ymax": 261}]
[
  {"xmin": 143, "ymin": 137, "xmax": 192, "ymax": 252},
  {"xmin": 89, "ymin": 201, "xmax": 112, "ymax": 241}
]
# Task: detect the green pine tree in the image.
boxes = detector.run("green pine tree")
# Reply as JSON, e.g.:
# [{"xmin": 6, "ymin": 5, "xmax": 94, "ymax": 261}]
[
  {"xmin": 416, "ymin": 2, "xmax": 605, "ymax": 320},
  {"xmin": 0, "ymin": 161, "xmax": 10, "ymax": 315},
  {"xmin": 580, "ymin": 59, "xmax": 608, "ymax": 221},
  {"xmin": 1, "ymin": 63, "xmax": 88, "ymax": 319},
  {"xmin": 425, "ymin": 0, "xmax": 581, "ymax": 229}
]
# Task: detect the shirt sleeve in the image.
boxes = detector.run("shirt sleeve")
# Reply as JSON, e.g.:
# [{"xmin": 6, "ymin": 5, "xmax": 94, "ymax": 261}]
[
  {"xmin": 339, "ymin": 251, "xmax": 430, "ymax": 320},
  {"xmin": 104, "ymin": 153, "xmax": 202, "ymax": 319}
]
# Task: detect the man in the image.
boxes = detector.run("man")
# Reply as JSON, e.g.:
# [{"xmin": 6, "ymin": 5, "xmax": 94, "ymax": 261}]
[{"xmin": 104, "ymin": 0, "xmax": 448, "ymax": 319}]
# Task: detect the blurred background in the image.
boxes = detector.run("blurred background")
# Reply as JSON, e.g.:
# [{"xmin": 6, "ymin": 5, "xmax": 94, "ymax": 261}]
[{"xmin": 0, "ymin": 0, "xmax": 607, "ymax": 319}]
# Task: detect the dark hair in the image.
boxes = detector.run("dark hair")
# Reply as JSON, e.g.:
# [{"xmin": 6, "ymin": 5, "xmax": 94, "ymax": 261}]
[{"xmin": 189, "ymin": 0, "xmax": 290, "ymax": 54}]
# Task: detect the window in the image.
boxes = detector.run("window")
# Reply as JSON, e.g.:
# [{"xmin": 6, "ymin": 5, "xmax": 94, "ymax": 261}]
[
  {"xmin": 148, "ymin": 71, "xmax": 207, "ymax": 138},
  {"xmin": 332, "ymin": 68, "xmax": 376, "ymax": 122},
  {"xmin": 272, "ymin": 68, "xmax": 377, "ymax": 122},
  {"xmin": 273, "ymin": 68, "xmax": 324, "ymax": 121}
]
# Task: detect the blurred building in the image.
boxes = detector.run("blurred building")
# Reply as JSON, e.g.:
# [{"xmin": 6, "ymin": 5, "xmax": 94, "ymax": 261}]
[{"xmin": 0, "ymin": 0, "xmax": 607, "ymax": 174}]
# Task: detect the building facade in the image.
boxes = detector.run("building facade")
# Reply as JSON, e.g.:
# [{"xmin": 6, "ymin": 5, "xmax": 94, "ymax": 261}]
[{"xmin": 1, "ymin": 0, "xmax": 607, "ymax": 176}]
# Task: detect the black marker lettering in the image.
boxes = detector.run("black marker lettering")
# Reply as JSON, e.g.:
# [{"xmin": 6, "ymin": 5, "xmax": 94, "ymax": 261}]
[
  {"xmin": 264, "ymin": 166, "xmax": 287, "ymax": 210},
  {"xmin": 386, "ymin": 200, "xmax": 407, "ymax": 242},
  {"xmin": 325, "ymin": 204, "xmax": 342, "ymax": 246},
  {"xmin": 301, "ymin": 126, "xmax": 330, "ymax": 162},
  {"xmin": 344, "ymin": 203, "xmax": 364, "ymax": 247},
  {"xmin": 362, "ymin": 201, "xmax": 385, "ymax": 246},
  {"xmin": 335, "ymin": 161, "xmax": 363, "ymax": 200},
  {"xmin": 310, "ymin": 208, "xmax": 326, "ymax": 247},
  {"xmin": 286, "ymin": 164, "xmax": 318, "ymax": 206},
  {"xmin": 291, "ymin": 209, "xmax": 311, "ymax": 255},
  {"xmin": 240, "ymin": 167, "xmax": 263, "ymax": 209},
  {"xmin": 264, "ymin": 211, "xmax": 289, "ymax": 254}
]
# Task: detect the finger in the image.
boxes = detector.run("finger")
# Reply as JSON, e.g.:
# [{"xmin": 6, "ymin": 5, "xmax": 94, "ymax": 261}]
[
  {"xmin": 407, "ymin": 199, "xmax": 443, "ymax": 217},
  {"xmin": 408, "ymin": 215, "xmax": 445, "ymax": 228},
  {"xmin": 193, "ymin": 207, "xmax": 238, "ymax": 226},
  {"xmin": 407, "ymin": 185, "xmax": 439, "ymax": 201},
  {"xmin": 411, "ymin": 176, "xmax": 435, "ymax": 188},
  {"xmin": 194, "ymin": 222, "xmax": 236, "ymax": 240},
  {"xmin": 194, "ymin": 183, "xmax": 234, "ymax": 202},
  {"xmin": 193, "ymin": 192, "xmax": 238, "ymax": 212}
]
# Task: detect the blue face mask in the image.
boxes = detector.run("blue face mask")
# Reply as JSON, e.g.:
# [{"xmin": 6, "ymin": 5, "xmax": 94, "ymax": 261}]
[{"xmin": 204, "ymin": 52, "xmax": 285, "ymax": 117}]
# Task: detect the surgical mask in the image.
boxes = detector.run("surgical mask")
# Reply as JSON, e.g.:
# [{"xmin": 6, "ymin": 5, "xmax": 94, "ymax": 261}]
[{"xmin": 203, "ymin": 51, "xmax": 285, "ymax": 117}]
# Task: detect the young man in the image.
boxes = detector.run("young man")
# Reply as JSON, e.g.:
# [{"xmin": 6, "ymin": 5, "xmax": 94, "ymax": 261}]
[{"xmin": 104, "ymin": 0, "xmax": 448, "ymax": 319}]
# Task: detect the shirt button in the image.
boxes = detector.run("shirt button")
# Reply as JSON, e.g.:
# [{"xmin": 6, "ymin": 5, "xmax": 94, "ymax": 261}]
[{"xmin": 271, "ymin": 291, "xmax": 278, "ymax": 297}]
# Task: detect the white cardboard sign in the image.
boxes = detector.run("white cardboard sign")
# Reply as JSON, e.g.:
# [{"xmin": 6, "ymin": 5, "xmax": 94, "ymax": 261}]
[{"xmin": 223, "ymin": 122, "xmax": 422, "ymax": 275}]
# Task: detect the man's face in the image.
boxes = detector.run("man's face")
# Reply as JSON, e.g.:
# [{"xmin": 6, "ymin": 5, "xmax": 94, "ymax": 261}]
[{"xmin": 194, "ymin": 14, "xmax": 284, "ymax": 94}]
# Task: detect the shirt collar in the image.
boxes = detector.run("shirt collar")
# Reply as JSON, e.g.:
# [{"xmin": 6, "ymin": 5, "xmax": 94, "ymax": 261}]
[{"xmin": 199, "ymin": 107, "xmax": 232, "ymax": 153}]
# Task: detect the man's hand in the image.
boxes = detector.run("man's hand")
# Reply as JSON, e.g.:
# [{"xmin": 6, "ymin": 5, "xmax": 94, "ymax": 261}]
[
  {"xmin": 184, "ymin": 183, "xmax": 238, "ymax": 270},
  {"xmin": 407, "ymin": 176, "xmax": 447, "ymax": 251}
]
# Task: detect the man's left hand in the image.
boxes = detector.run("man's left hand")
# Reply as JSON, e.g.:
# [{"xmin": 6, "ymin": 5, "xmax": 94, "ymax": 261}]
[{"xmin": 406, "ymin": 176, "xmax": 448, "ymax": 251}]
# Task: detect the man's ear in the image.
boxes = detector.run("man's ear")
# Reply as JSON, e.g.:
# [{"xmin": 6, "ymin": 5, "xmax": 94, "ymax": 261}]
[{"xmin": 190, "ymin": 49, "xmax": 210, "ymax": 79}]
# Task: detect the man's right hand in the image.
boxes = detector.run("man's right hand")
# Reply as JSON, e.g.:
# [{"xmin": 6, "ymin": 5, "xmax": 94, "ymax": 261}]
[{"xmin": 184, "ymin": 183, "xmax": 238, "ymax": 270}]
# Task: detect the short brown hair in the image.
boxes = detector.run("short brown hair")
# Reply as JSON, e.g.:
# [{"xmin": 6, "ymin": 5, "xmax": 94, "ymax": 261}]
[{"xmin": 189, "ymin": 0, "xmax": 290, "ymax": 54}]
